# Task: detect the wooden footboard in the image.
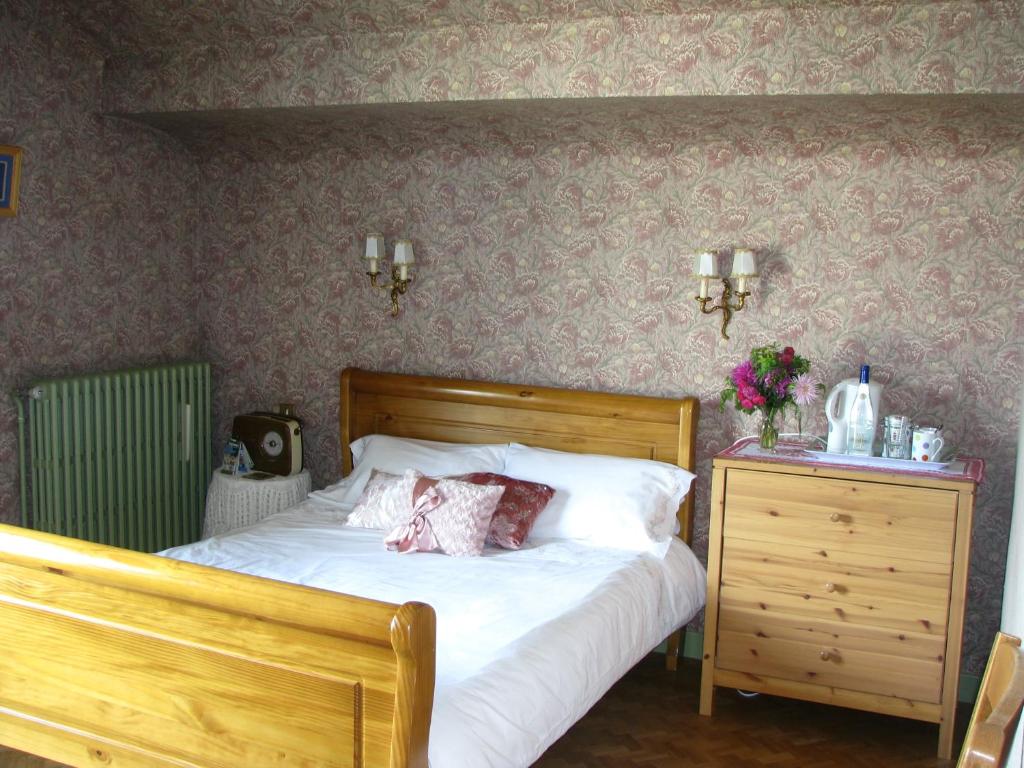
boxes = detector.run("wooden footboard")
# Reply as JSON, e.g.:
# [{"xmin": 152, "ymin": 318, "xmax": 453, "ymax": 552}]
[{"xmin": 0, "ymin": 523, "xmax": 435, "ymax": 768}]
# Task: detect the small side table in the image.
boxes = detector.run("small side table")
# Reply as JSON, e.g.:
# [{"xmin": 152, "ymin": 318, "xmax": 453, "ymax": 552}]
[{"xmin": 203, "ymin": 469, "xmax": 312, "ymax": 538}]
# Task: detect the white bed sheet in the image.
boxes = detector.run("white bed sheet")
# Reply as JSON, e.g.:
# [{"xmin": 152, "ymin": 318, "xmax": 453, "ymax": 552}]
[{"xmin": 161, "ymin": 500, "xmax": 706, "ymax": 768}]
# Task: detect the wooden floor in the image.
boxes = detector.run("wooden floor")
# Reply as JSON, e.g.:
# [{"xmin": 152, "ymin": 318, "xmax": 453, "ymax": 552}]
[
  {"xmin": 0, "ymin": 656, "xmax": 967, "ymax": 767},
  {"xmin": 536, "ymin": 656, "xmax": 966, "ymax": 768}
]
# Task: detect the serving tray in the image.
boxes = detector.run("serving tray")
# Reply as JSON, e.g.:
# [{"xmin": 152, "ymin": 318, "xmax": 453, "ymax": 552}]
[
  {"xmin": 804, "ymin": 450, "xmax": 953, "ymax": 471},
  {"xmin": 723, "ymin": 437, "xmax": 984, "ymax": 484}
]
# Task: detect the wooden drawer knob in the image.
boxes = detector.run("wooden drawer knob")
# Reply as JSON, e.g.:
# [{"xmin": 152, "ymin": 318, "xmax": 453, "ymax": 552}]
[
  {"xmin": 824, "ymin": 582, "xmax": 836, "ymax": 593},
  {"xmin": 820, "ymin": 649, "xmax": 831, "ymax": 661},
  {"xmin": 830, "ymin": 512, "xmax": 841, "ymax": 523}
]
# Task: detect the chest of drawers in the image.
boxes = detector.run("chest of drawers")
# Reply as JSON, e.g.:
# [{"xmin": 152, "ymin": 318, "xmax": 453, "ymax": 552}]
[{"xmin": 699, "ymin": 444, "xmax": 981, "ymax": 759}]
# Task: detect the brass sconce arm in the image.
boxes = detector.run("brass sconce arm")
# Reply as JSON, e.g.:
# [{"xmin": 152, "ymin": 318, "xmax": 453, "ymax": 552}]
[
  {"xmin": 693, "ymin": 247, "xmax": 758, "ymax": 340},
  {"xmin": 367, "ymin": 266, "xmax": 413, "ymax": 317},
  {"xmin": 695, "ymin": 277, "xmax": 751, "ymax": 340}
]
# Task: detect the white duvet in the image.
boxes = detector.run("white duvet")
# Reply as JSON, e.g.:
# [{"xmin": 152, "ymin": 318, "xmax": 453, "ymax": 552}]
[{"xmin": 162, "ymin": 500, "xmax": 706, "ymax": 768}]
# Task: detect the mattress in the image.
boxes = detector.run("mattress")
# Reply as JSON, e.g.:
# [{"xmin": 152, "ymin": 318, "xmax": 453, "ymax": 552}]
[{"xmin": 161, "ymin": 500, "xmax": 707, "ymax": 768}]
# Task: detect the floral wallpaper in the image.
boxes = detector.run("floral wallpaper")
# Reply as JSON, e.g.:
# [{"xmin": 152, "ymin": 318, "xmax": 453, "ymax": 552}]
[
  {"xmin": 84, "ymin": 0, "xmax": 1024, "ymax": 113},
  {"xmin": 0, "ymin": 3, "xmax": 200, "ymax": 524},
  {"xmin": 189, "ymin": 92, "xmax": 1023, "ymax": 674},
  {"xmin": 3, "ymin": 0, "xmax": 1022, "ymax": 679}
]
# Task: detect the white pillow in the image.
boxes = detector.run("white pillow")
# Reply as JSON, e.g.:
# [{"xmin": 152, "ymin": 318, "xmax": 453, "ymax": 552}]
[
  {"xmin": 311, "ymin": 434, "xmax": 507, "ymax": 507},
  {"xmin": 503, "ymin": 443, "xmax": 696, "ymax": 557}
]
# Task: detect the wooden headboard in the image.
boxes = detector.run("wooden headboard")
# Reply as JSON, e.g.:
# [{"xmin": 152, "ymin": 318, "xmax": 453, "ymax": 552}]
[{"xmin": 339, "ymin": 368, "xmax": 700, "ymax": 544}]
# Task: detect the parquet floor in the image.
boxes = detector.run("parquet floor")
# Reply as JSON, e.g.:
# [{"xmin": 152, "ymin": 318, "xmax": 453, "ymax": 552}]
[
  {"xmin": 0, "ymin": 655, "xmax": 966, "ymax": 767},
  {"xmin": 536, "ymin": 656, "xmax": 966, "ymax": 768}
]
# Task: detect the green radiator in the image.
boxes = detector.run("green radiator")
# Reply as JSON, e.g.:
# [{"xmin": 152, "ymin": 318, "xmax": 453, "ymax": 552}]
[{"xmin": 15, "ymin": 362, "xmax": 211, "ymax": 552}]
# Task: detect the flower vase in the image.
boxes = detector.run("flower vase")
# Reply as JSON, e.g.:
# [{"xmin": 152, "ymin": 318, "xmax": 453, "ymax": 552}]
[{"xmin": 759, "ymin": 410, "xmax": 779, "ymax": 451}]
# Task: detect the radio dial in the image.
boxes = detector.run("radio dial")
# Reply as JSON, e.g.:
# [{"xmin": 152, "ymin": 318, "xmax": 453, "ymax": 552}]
[{"xmin": 261, "ymin": 430, "xmax": 284, "ymax": 457}]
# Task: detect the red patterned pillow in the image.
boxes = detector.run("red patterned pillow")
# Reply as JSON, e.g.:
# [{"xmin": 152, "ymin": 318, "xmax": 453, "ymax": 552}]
[{"xmin": 453, "ymin": 472, "xmax": 555, "ymax": 550}]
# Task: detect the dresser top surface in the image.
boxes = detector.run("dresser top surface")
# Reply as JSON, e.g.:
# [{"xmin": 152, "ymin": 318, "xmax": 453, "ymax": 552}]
[{"xmin": 715, "ymin": 437, "xmax": 985, "ymax": 486}]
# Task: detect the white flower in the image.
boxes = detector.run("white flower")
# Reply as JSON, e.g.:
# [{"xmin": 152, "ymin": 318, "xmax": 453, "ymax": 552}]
[{"xmin": 791, "ymin": 373, "xmax": 820, "ymax": 407}]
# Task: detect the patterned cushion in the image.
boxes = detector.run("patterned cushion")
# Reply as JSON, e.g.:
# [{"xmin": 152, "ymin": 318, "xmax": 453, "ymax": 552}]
[
  {"xmin": 347, "ymin": 468, "xmax": 410, "ymax": 530},
  {"xmin": 452, "ymin": 472, "xmax": 555, "ymax": 550},
  {"xmin": 350, "ymin": 469, "xmax": 504, "ymax": 557}
]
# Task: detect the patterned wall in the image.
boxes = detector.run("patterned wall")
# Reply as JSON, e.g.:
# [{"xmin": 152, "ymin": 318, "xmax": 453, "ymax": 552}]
[
  {"xmin": 5, "ymin": 0, "xmax": 1023, "ymax": 678},
  {"xmin": 191, "ymin": 94, "xmax": 1023, "ymax": 674},
  {"xmin": 88, "ymin": 1, "xmax": 1024, "ymax": 112},
  {"xmin": 0, "ymin": 3, "xmax": 200, "ymax": 523}
]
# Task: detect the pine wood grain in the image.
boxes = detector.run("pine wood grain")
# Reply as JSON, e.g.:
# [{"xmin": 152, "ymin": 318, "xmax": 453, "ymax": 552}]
[
  {"xmin": 3, "ymin": 657, "xmax": 967, "ymax": 768},
  {"xmin": 0, "ymin": 524, "xmax": 435, "ymax": 768},
  {"xmin": 716, "ymin": 628, "xmax": 944, "ymax": 703},
  {"xmin": 717, "ymin": 602, "xmax": 944, "ymax": 660},
  {"xmin": 701, "ymin": 457, "xmax": 978, "ymax": 759},
  {"xmin": 340, "ymin": 367, "xmax": 700, "ymax": 544},
  {"xmin": 721, "ymin": 468, "xmax": 958, "ymax": 564},
  {"xmin": 957, "ymin": 633, "xmax": 1024, "ymax": 768}
]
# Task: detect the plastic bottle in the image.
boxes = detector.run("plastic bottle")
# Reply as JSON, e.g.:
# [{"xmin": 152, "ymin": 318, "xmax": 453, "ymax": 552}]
[{"xmin": 846, "ymin": 364, "xmax": 875, "ymax": 456}]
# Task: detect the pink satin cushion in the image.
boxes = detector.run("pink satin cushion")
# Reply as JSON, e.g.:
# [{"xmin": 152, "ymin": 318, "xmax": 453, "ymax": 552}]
[
  {"xmin": 351, "ymin": 469, "xmax": 504, "ymax": 557},
  {"xmin": 452, "ymin": 472, "xmax": 555, "ymax": 550}
]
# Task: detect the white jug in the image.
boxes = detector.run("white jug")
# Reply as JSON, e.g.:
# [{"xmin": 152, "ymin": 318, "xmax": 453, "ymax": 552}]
[{"xmin": 825, "ymin": 378, "xmax": 884, "ymax": 453}]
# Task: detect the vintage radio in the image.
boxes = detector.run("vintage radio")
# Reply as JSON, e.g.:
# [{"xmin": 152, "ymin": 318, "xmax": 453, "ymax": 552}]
[{"xmin": 231, "ymin": 410, "xmax": 303, "ymax": 476}]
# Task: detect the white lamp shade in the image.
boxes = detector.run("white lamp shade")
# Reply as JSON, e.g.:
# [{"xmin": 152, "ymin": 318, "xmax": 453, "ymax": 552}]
[
  {"xmin": 393, "ymin": 240, "xmax": 415, "ymax": 265},
  {"xmin": 365, "ymin": 234, "xmax": 385, "ymax": 260},
  {"xmin": 732, "ymin": 248, "xmax": 757, "ymax": 276},
  {"xmin": 694, "ymin": 251, "xmax": 719, "ymax": 278}
]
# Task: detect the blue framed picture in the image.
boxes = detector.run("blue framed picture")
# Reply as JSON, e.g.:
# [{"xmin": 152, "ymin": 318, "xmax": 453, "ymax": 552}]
[{"xmin": 0, "ymin": 146, "xmax": 23, "ymax": 217}]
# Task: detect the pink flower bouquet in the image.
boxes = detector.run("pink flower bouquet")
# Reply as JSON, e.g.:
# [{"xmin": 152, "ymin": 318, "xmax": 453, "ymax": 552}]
[{"xmin": 719, "ymin": 343, "xmax": 823, "ymax": 449}]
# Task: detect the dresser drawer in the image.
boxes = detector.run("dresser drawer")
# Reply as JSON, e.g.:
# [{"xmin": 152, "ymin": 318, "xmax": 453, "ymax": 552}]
[
  {"xmin": 716, "ymin": 621, "xmax": 944, "ymax": 703},
  {"xmin": 722, "ymin": 469, "xmax": 958, "ymax": 564},
  {"xmin": 719, "ymin": 538, "xmax": 953, "ymax": 634},
  {"xmin": 717, "ymin": 601, "xmax": 947, "ymax": 664}
]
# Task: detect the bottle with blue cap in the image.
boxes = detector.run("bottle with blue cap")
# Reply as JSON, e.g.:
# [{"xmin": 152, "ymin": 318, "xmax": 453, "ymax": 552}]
[{"xmin": 846, "ymin": 364, "xmax": 876, "ymax": 456}]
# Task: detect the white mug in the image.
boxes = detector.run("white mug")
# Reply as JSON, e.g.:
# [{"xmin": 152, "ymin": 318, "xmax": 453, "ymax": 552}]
[{"xmin": 911, "ymin": 427, "xmax": 945, "ymax": 462}]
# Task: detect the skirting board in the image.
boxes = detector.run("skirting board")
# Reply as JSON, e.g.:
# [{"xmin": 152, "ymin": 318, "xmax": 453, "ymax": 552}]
[{"xmin": 664, "ymin": 630, "xmax": 980, "ymax": 705}]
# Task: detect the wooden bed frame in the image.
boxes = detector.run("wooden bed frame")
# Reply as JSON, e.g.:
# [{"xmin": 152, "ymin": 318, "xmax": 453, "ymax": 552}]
[{"xmin": 0, "ymin": 368, "xmax": 699, "ymax": 768}]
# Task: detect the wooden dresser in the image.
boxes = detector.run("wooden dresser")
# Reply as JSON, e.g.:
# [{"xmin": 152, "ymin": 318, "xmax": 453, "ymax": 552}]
[{"xmin": 699, "ymin": 439, "xmax": 984, "ymax": 759}]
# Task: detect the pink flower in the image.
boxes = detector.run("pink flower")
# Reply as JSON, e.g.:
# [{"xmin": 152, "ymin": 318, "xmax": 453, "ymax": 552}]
[
  {"xmin": 722, "ymin": 343, "xmax": 817, "ymax": 420},
  {"xmin": 731, "ymin": 360, "xmax": 756, "ymax": 387},
  {"xmin": 791, "ymin": 373, "xmax": 820, "ymax": 407}
]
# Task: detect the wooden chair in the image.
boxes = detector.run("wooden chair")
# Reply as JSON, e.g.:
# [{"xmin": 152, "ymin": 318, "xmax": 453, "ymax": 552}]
[{"xmin": 957, "ymin": 632, "xmax": 1024, "ymax": 768}]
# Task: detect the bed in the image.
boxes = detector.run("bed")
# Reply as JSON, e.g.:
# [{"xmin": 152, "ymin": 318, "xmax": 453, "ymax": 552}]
[{"xmin": 0, "ymin": 368, "xmax": 702, "ymax": 768}]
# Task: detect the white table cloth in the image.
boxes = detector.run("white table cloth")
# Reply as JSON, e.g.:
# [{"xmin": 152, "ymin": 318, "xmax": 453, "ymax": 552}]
[{"xmin": 203, "ymin": 469, "xmax": 311, "ymax": 538}]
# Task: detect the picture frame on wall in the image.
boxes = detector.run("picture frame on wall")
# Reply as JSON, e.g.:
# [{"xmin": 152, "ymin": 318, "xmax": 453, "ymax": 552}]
[{"xmin": 0, "ymin": 145, "xmax": 23, "ymax": 217}]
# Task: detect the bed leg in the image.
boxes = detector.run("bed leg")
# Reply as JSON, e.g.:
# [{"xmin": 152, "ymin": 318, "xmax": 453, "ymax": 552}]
[{"xmin": 665, "ymin": 629, "xmax": 681, "ymax": 672}]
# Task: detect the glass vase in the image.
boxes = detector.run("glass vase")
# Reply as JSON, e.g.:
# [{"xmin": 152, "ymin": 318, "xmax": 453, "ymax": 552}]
[{"xmin": 759, "ymin": 409, "xmax": 779, "ymax": 452}]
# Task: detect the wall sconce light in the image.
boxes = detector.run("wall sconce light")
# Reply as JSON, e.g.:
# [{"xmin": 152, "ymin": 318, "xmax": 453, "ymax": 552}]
[
  {"xmin": 364, "ymin": 233, "xmax": 415, "ymax": 316},
  {"xmin": 694, "ymin": 248, "xmax": 758, "ymax": 340}
]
